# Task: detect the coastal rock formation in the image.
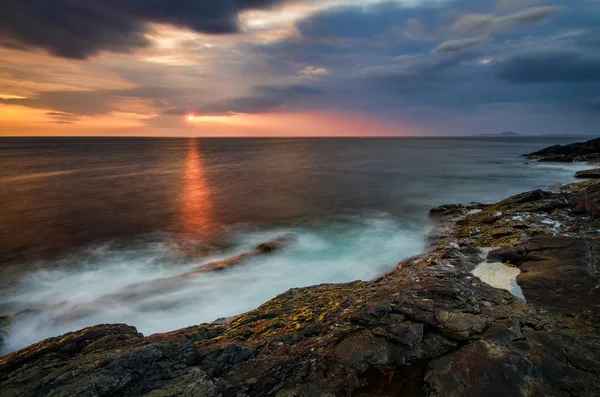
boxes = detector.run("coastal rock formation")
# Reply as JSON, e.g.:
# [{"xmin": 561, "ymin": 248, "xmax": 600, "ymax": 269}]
[
  {"xmin": 575, "ymin": 168, "xmax": 600, "ymax": 179},
  {"xmin": 572, "ymin": 182, "xmax": 600, "ymax": 218},
  {"xmin": 0, "ymin": 315, "xmax": 10, "ymax": 351},
  {"xmin": 3, "ymin": 134, "xmax": 600, "ymax": 396},
  {"xmin": 2, "ymin": 180, "xmax": 600, "ymax": 396},
  {"xmin": 524, "ymin": 137, "xmax": 600, "ymax": 163}
]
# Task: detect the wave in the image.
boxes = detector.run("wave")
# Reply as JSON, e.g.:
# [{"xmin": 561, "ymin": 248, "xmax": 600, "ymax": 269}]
[{"xmin": 0, "ymin": 214, "xmax": 425, "ymax": 354}]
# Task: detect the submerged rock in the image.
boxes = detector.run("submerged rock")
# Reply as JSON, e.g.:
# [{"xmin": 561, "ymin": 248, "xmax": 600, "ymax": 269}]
[{"xmin": 202, "ymin": 232, "xmax": 297, "ymax": 271}]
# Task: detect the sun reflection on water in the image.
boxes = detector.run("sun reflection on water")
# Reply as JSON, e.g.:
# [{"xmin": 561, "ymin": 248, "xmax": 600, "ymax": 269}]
[{"xmin": 179, "ymin": 139, "xmax": 215, "ymax": 239}]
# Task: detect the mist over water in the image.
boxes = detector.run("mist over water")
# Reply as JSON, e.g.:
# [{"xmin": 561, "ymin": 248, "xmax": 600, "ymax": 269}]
[
  {"xmin": 0, "ymin": 136, "xmax": 594, "ymax": 354},
  {"xmin": 1, "ymin": 217, "xmax": 425, "ymax": 353}
]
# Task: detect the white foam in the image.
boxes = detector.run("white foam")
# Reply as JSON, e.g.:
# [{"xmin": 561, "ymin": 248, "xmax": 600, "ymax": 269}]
[{"xmin": 1, "ymin": 216, "xmax": 425, "ymax": 354}]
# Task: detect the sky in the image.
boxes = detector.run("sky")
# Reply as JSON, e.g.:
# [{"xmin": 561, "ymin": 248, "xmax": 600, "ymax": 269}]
[{"xmin": 0, "ymin": 0, "xmax": 599, "ymax": 136}]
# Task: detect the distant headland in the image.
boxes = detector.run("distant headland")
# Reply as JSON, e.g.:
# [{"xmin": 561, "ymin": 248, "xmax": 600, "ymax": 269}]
[{"xmin": 473, "ymin": 131, "xmax": 520, "ymax": 137}]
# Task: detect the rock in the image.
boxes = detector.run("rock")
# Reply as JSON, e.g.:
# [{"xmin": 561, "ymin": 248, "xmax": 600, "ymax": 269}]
[
  {"xmin": 537, "ymin": 154, "xmax": 573, "ymax": 162},
  {"xmin": 0, "ymin": 315, "xmax": 11, "ymax": 354},
  {"xmin": 429, "ymin": 204, "xmax": 464, "ymax": 218},
  {"xmin": 524, "ymin": 137, "xmax": 600, "ymax": 163},
  {"xmin": 202, "ymin": 233, "xmax": 298, "ymax": 271},
  {"xmin": 426, "ymin": 340, "xmax": 534, "ymax": 397},
  {"xmin": 487, "ymin": 246, "xmax": 525, "ymax": 266},
  {"xmin": 496, "ymin": 189, "xmax": 553, "ymax": 205},
  {"xmin": 255, "ymin": 232, "xmax": 298, "ymax": 253},
  {"xmin": 426, "ymin": 327, "xmax": 600, "ymax": 397},
  {"xmin": 144, "ymin": 367, "xmax": 220, "ymax": 397},
  {"xmin": 517, "ymin": 237, "xmax": 600, "ymax": 323},
  {"xmin": 571, "ymin": 182, "xmax": 600, "ymax": 218},
  {"xmin": 575, "ymin": 168, "xmax": 600, "ymax": 179},
  {"xmin": 2, "ymin": 175, "xmax": 600, "ymax": 396}
]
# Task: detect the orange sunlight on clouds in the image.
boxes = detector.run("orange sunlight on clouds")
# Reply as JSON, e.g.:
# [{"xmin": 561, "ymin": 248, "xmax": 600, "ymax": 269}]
[{"xmin": 174, "ymin": 111, "xmax": 410, "ymax": 137}]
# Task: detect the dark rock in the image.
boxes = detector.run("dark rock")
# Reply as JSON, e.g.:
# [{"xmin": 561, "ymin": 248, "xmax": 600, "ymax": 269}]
[
  {"xmin": 497, "ymin": 189, "xmax": 553, "ymax": 205},
  {"xmin": 571, "ymin": 182, "xmax": 600, "ymax": 218},
  {"xmin": 538, "ymin": 154, "xmax": 573, "ymax": 162},
  {"xmin": 200, "ymin": 343, "xmax": 255, "ymax": 376},
  {"xmin": 487, "ymin": 246, "xmax": 526, "ymax": 266},
  {"xmin": 426, "ymin": 340, "xmax": 534, "ymax": 397},
  {"xmin": 525, "ymin": 137, "xmax": 600, "ymax": 163},
  {"xmin": 517, "ymin": 237, "xmax": 600, "ymax": 323},
  {"xmin": 202, "ymin": 232, "xmax": 298, "ymax": 271},
  {"xmin": 429, "ymin": 204, "xmax": 464, "ymax": 218},
  {"xmin": 427, "ymin": 327, "xmax": 600, "ymax": 397},
  {"xmin": 575, "ymin": 168, "xmax": 600, "ymax": 179},
  {"xmin": 255, "ymin": 232, "xmax": 298, "ymax": 253},
  {"xmin": 2, "ymin": 179, "xmax": 600, "ymax": 396}
]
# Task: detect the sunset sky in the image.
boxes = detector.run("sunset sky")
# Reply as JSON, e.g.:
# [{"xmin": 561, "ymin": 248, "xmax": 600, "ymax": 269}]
[{"xmin": 1, "ymin": 0, "xmax": 599, "ymax": 136}]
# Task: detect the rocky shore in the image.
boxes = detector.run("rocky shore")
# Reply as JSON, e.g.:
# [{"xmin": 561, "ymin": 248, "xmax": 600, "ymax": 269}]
[
  {"xmin": 524, "ymin": 137, "xmax": 600, "ymax": 163},
  {"xmin": 1, "ymin": 138, "xmax": 600, "ymax": 396}
]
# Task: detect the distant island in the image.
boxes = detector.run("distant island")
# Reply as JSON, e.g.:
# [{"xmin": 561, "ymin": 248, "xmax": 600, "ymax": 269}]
[{"xmin": 474, "ymin": 131, "xmax": 520, "ymax": 137}]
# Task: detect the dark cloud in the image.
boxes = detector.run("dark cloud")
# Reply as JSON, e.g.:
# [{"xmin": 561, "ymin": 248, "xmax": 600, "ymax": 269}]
[
  {"xmin": 0, "ymin": 86, "xmax": 191, "ymax": 115},
  {"xmin": 4, "ymin": 0, "xmax": 600, "ymax": 135},
  {"xmin": 0, "ymin": 0, "xmax": 287, "ymax": 59},
  {"xmin": 497, "ymin": 50, "xmax": 600, "ymax": 83},
  {"xmin": 46, "ymin": 111, "xmax": 79, "ymax": 124},
  {"xmin": 296, "ymin": 4, "xmax": 401, "ymax": 39}
]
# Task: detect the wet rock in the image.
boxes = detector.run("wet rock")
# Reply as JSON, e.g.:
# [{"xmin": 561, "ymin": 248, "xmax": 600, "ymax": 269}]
[
  {"xmin": 517, "ymin": 237, "xmax": 600, "ymax": 323},
  {"xmin": 524, "ymin": 137, "xmax": 600, "ymax": 163},
  {"xmin": 571, "ymin": 182, "xmax": 600, "ymax": 218},
  {"xmin": 427, "ymin": 325, "xmax": 600, "ymax": 397},
  {"xmin": 0, "ymin": 315, "xmax": 10, "ymax": 353},
  {"xmin": 2, "ymin": 171, "xmax": 600, "ymax": 396},
  {"xmin": 255, "ymin": 233, "xmax": 298, "ymax": 253},
  {"xmin": 202, "ymin": 233, "xmax": 298, "ymax": 271},
  {"xmin": 426, "ymin": 340, "xmax": 534, "ymax": 397},
  {"xmin": 429, "ymin": 204, "xmax": 465, "ymax": 218},
  {"xmin": 487, "ymin": 246, "xmax": 526, "ymax": 266},
  {"xmin": 145, "ymin": 367, "xmax": 220, "ymax": 397},
  {"xmin": 575, "ymin": 168, "xmax": 600, "ymax": 179}
]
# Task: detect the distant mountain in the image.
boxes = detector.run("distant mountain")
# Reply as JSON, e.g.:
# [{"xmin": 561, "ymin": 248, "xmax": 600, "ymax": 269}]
[{"xmin": 474, "ymin": 131, "xmax": 520, "ymax": 137}]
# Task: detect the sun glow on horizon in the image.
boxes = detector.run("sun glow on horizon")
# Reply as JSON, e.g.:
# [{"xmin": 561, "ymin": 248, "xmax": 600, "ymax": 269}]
[{"xmin": 185, "ymin": 113, "xmax": 256, "ymax": 126}]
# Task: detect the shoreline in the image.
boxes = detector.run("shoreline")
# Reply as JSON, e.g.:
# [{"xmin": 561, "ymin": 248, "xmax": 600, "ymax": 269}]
[{"xmin": 1, "ymin": 138, "xmax": 599, "ymax": 396}]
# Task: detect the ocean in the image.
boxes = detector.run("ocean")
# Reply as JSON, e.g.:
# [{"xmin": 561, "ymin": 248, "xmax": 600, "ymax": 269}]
[{"xmin": 0, "ymin": 136, "xmax": 593, "ymax": 354}]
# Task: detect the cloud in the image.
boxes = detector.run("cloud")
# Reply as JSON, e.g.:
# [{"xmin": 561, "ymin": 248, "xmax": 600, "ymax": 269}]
[
  {"xmin": 450, "ymin": 14, "xmax": 494, "ymax": 32},
  {"xmin": 46, "ymin": 112, "xmax": 79, "ymax": 124},
  {"xmin": 167, "ymin": 84, "xmax": 324, "ymax": 116},
  {"xmin": 497, "ymin": 49, "xmax": 600, "ymax": 83},
  {"xmin": 496, "ymin": 0, "xmax": 540, "ymax": 11},
  {"xmin": 435, "ymin": 37, "xmax": 486, "ymax": 53},
  {"xmin": 300, "ymin": 66, "xmax": 331, "ymax": 77},
  {"xmin": 450, "ymin": 6, "xmax": 560, "ymax": 33},
  {"xmin": 0, "ymin": 0, "xmax": 287, "ymax": 59},
  {"xmin": 0, "ymin": 86, "xmax": 188, "ymax": 116},
  {"xmin": 495, "ymin": 6, "xmax": 561, "ymax": 27},
  {"xmin": 3, "ymin": 0, "xmax": 600, "ymax": 136}
]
